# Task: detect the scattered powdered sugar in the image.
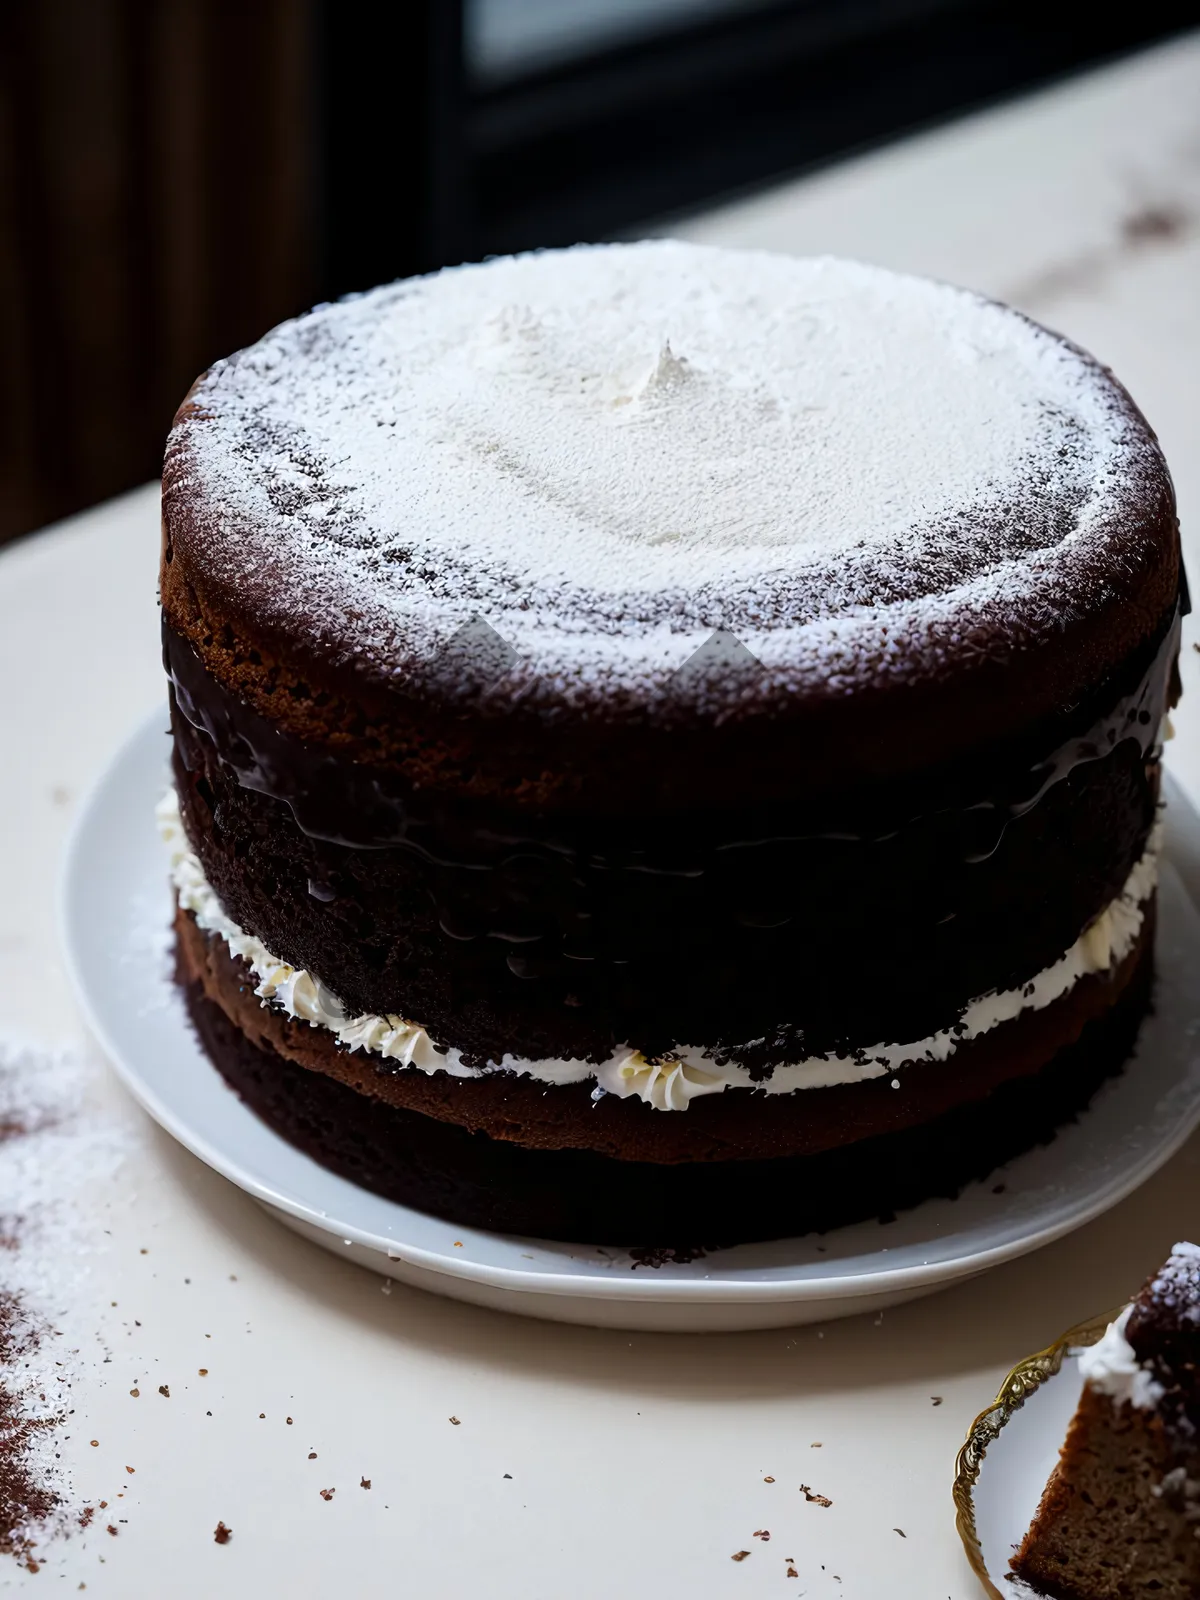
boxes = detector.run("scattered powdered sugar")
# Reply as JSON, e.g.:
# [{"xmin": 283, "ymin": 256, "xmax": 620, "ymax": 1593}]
[
  {"xmin": 0, "ymin": 1036, "xmax": 132, "ymax": 1567},
  {"xmin": 165, "ymin": 240, "xmax": 1164, "ymax": 703}
]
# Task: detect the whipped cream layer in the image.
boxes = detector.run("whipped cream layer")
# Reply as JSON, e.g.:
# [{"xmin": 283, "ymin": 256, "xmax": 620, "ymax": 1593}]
[
  {"xmin": 161, "ymin": 790, "xmax": 1159, "ymax": 1112},
  {"xmin": 1078, "ymin": 1303, "xmax": 1166, "ymax": 1409}
]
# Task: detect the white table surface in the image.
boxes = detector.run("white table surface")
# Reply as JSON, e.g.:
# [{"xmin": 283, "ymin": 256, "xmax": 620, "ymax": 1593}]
[{"xmin": 4, "ymin": 33, "xmax": 1200, "ymax": 1598}]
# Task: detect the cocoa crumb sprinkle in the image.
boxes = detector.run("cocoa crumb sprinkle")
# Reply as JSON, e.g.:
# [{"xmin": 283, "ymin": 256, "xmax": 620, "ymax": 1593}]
[
  {"xmin": 731, "ymin": 1550, "xmax": 751, "ymax": 1561},
  {"xmin": 214, "ymin": 1521, "xmax": 232, "ymax": 1545},
  {"xmin": 800, "ymin": 1485, "xmax": 832, "ymax": 1507},
  {"xmin": 0, "ymin": 1324, "xmax": 60, "ymax": 1561}
]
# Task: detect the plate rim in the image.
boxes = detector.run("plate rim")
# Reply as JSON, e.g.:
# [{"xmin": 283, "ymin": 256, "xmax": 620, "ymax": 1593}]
[
  {"xmin": 953, "ymin": 1304, "xmax": 1126, "ymax": 1597},
  {"xmin": 58, "ymin": 707, "xmax": 1200, "ymax": 1306}
]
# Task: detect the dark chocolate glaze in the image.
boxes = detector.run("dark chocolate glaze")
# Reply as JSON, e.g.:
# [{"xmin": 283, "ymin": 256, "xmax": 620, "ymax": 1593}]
[
  {"xmin": 166, "ymin": 608, "xmax": 1172, "ymax": 1069},
  {"xmin": 164, "ymin": 610, "xmax": 1177, "ymax": 858}
]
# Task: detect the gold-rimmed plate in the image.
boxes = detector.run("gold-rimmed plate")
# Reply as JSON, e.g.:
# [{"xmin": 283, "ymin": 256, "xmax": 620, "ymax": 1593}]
[{"xmin": 954, "ymin": 1305, "xmax": 1127, "ymax": 1595}]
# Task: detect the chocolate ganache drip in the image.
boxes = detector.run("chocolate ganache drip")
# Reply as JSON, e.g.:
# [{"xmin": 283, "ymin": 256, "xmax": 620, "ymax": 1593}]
[{"xmin": 164, "ymin": 610, "xmax": 1177, "ymax": 867}]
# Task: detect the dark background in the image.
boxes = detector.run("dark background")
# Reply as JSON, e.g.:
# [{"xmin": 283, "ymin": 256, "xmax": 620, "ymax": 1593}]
[{"xmin": 2, "ymin": 0, "xmax": 1195, "ymax": 545}]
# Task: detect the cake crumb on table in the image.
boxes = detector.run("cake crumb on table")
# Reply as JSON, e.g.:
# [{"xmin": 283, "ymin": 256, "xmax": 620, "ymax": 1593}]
[
  {"xmin": 213, "ymin": 1522, "xmax": 232, "ymax": 1545},
  {"xmin": 360, "ymin": 1478, "xmax": 371, "ymax": 1490},
  {"xmin": 319, "ymin": 1489, "xmax": 335, "ymax": 1502},
  {"xmin": 449, "ymin": 1416, "xmax": 460, "ymax": 1425},
  {"xmin": 800, "ymin": 1485, "xmax": 832, "ymax": 1506},
  {"xmin": 730, "ymin": 1550, "xmax": 750, "ymax": 1561}
]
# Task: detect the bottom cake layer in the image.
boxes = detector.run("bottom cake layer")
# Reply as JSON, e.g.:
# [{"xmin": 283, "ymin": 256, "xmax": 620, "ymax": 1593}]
[{"xmin": 179, "ymin": 927, "xmax": 1155, "ymax": 1247}]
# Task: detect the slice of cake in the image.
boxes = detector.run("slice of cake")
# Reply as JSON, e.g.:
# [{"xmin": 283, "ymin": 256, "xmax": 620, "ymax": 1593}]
[
  {"xmin": 159, "ymin": 240, "xmax": 1183, "ymax": 1245},
  {"xmin": 1011, "ymin": 1243, "xmax": 1200, "ymax": 1598}
]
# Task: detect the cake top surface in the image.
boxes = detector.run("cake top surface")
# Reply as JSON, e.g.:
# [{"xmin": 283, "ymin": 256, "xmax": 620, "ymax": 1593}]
[
  {"xmin": 1115, "ymin": 1242, "xmax": 1200, "ymax": 1434},
  {"xmin": 1129, "ymin": 1241, "xmax": 1200, "ymax": 1344},
  {"xmin": 163, "ymin": 240, "xmax": 1173, "ymax": 717}
]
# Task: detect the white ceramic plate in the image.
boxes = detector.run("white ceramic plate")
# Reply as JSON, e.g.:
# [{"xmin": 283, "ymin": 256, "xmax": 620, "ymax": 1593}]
[
  {"xmin": 955, "ymin": 1308, "xmax": 1119, "ymax": 1596},
  {"xmin": 60, "ymin": 712, "xmax": 1200, "ymax": 1331}
]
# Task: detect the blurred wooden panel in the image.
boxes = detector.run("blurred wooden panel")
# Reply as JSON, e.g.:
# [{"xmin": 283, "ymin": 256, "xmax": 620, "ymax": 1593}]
[{"xmin": 0, "ymin": 0, "xmax": 315, "ymax": 543}]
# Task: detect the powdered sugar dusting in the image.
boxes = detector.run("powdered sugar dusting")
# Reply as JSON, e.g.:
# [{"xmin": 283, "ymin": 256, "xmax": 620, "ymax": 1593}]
[
  {"xmin": 1146, "ymin": 1240, "xmax": 1200, "ymax": 1323},
  {"xmin": 165, "ymin": 241, "xmax": 1164, "ymax": 703}
]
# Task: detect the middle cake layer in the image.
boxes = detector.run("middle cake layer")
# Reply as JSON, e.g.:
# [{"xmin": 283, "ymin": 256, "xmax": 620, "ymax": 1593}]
[
  {"xmin": 163, "ymin": 785, "xmax": 1159, "ymax": 1115},
  {"xmin": 167, "ymin": 605, "xmax": 1170, "ymax": 1073}
]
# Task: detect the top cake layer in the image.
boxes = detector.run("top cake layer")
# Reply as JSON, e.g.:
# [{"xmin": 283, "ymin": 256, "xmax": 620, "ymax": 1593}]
[{"xmin": 162, "ymin": 242, "xmax": 1179, "ymax": 805}]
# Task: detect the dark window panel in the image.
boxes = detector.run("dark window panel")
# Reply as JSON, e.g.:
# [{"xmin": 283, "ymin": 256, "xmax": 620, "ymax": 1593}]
[
  {"xmin": 318, "ymin": 0, "xmax": 1198, "ymax": 294},
  {"xmin": 466, "ymin": 0, "xmax": 773, "ymax": 86}
]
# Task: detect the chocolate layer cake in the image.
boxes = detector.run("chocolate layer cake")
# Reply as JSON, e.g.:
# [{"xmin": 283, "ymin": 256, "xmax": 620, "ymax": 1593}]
[
  {"xmin": 1011, "ymin": 1244, "xmax": 1200, "ymax": 1598},
  {"xmin": 159, "ymin": 241, "xmax": 1183, "ymax": 1245}
]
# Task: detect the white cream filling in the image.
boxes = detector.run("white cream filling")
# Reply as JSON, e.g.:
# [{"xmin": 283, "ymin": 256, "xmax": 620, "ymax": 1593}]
[
  {"xmin": 1077, "ymin": 1305, "xmax": 1166, "ymax": 1409},
  {"xmin": 159, "ymin": 789, "xmax": 1160, "ymax": 1112}
]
